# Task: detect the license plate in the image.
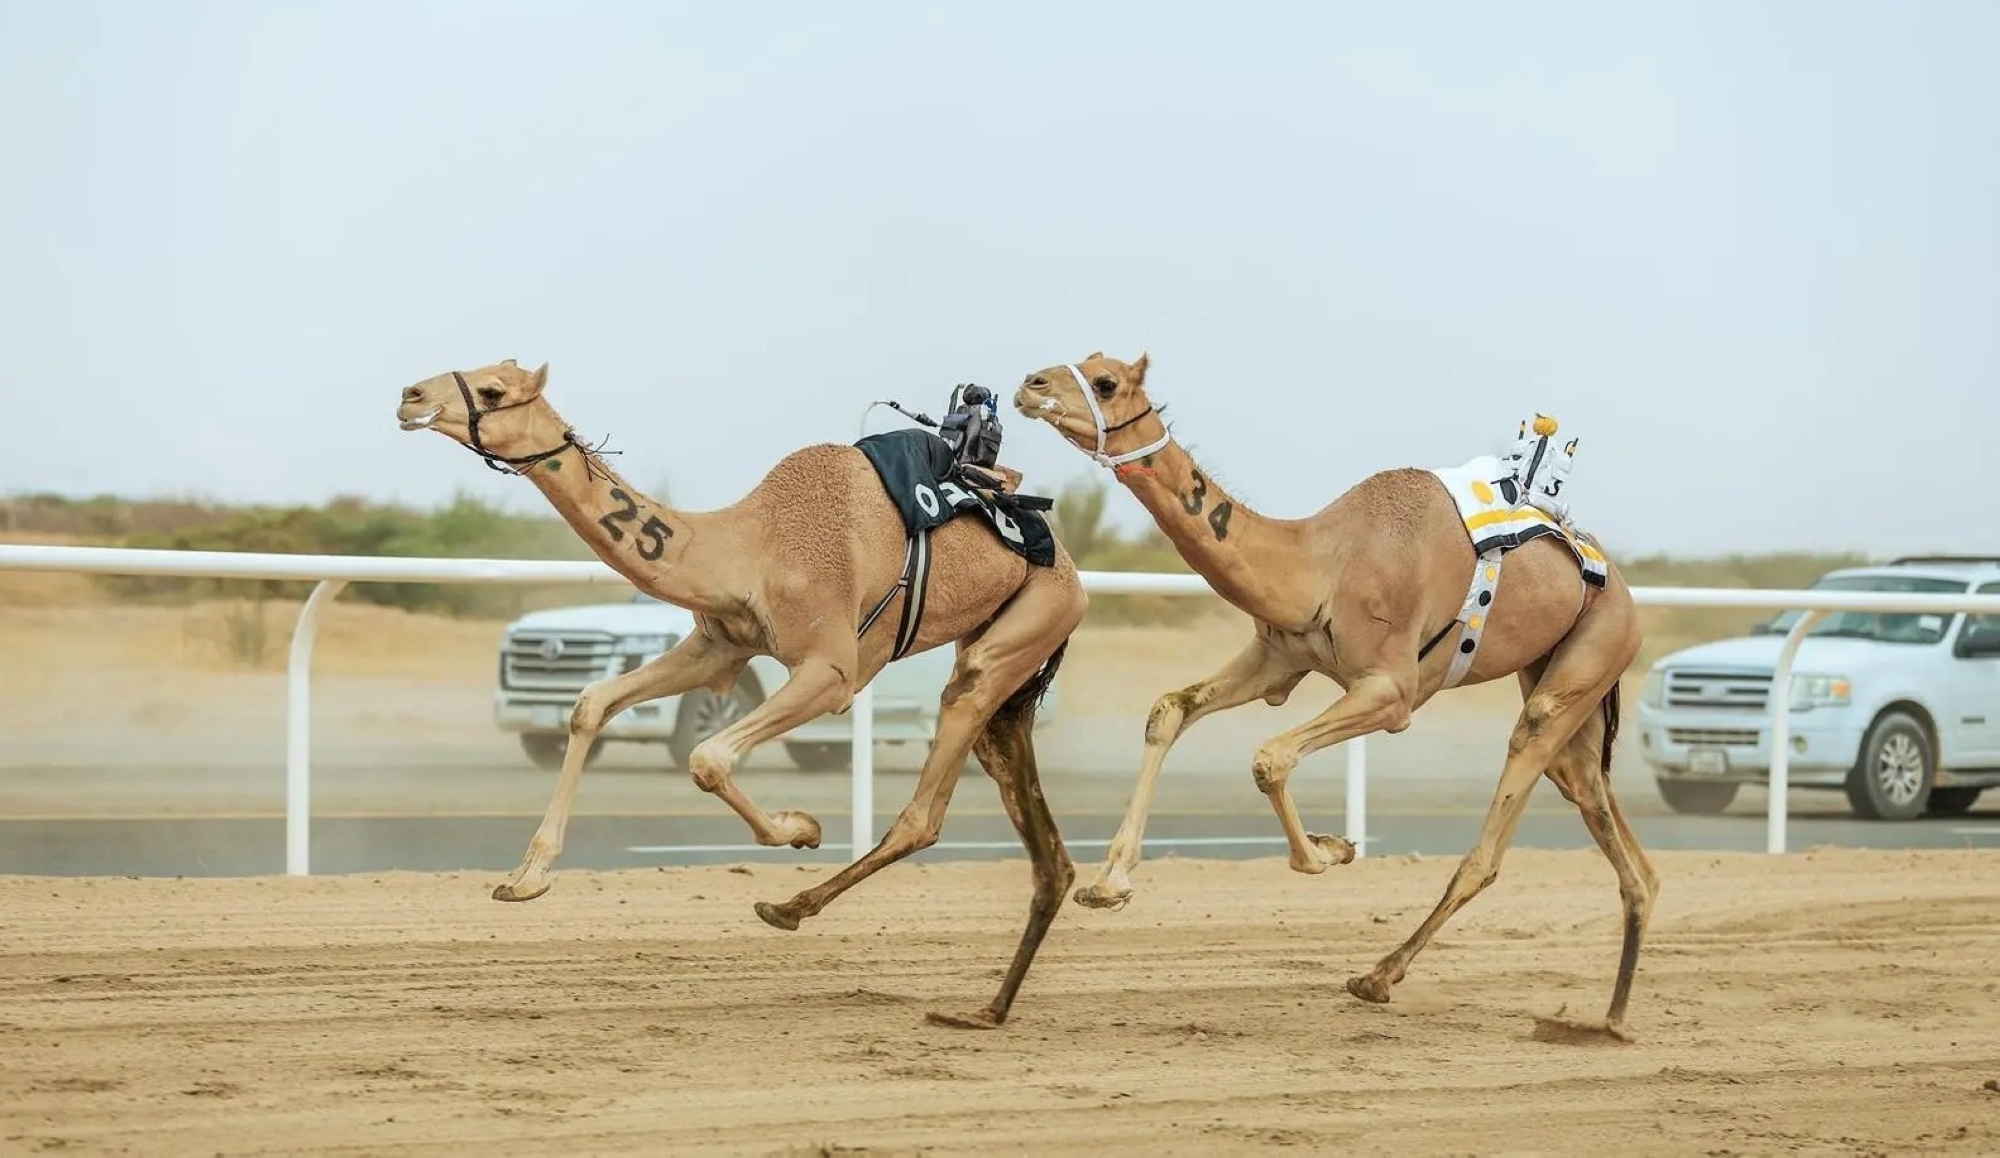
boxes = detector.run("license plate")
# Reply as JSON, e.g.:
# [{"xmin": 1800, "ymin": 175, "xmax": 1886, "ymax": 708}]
[
  {"xmin": 1689, "ymin": 747, "xmax": 1728, "ymax": 776},
  {"xmin": 531, "ymin": 705, "xmax": 564, "ymax": 730}
]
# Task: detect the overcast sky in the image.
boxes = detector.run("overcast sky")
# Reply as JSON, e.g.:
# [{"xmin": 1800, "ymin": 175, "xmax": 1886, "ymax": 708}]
[{"xmin": 2, "ymin": 0, "xmax": 1994, "ymax": 558}]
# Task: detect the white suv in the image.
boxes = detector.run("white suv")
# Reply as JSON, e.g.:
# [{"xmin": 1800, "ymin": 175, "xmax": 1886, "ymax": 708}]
[
  {"xmin": 491, "ymin": 591, "xmax": 1055, "ymax": 772},
  {"xmin": 1635, "ymin": 556, "xmax": 2000, "ymax": 820}
]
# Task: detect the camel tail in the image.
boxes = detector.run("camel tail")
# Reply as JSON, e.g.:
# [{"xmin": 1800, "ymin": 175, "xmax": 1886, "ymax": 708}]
[
  {"xmin": 1599, "ymin": 681, "xmax": 1621, "ymax": 779},
  {"xmin": 995, "ymin": 637, "xmax": 1069, "ymax": 729}
]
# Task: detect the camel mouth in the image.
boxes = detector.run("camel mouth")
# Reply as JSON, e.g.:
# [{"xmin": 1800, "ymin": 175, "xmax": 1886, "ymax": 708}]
[
  {"xmin": 1010, "ymin": 388, "xmax": 1059, "ymax": 420},
  {"xmin": 399, "ymin": 406, "xmax": 443, "ymax": 431}
]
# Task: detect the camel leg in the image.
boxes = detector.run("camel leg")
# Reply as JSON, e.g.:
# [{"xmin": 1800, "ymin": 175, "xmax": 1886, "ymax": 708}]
[
  {"xmin": 494, "ymin": 634, "xmax": 744, "ymax": 902},
  {"xmin": 924, "ymin": 678, "xmax": 1074, "ymax": 1030},
  {"xmin": 1534, "ymin": 698, "xmax": 1657, "ymax": 1041},
  {"xmin": 1250, "ymin": 670, "xmax": 1415, "ymax": 875},
  {"xmin": 1344, "ymin": 652, "xmax": 1625, "ymax": 1008},
  {"xmin": 754, "ymin": 578, "xmax": 1085, "ymax": 932},
  {"xmin": 682, "ymin": 658, "xmax": 855, "ymax": 850},
  {"xmin": 1604, "ymin": 754, "xmax": 1659, "ymax": 899},
  {"xmin": 1075, "ymin": 638, "xmax": 1306, "ymax": 910}
]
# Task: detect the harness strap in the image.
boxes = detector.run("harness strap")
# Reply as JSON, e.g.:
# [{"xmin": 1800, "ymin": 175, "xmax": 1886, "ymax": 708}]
[
  {"xmin": 1065, "ymin": 364, "xmax": 1172, "ymax": 468},
  {"xmin": 1442, "ymin": 548, "xmax": 1506, "ymax": 689},
  {"xmin": 450, "ymin": 371, "xmax": 617, "ymax": 478},
  {"xmin": 892, "ymin": 529, "xmax": 933, "ymax": 659},
  {"xmin": 857, "ymin": 530, "xmax": 935, "ymax": 661}
]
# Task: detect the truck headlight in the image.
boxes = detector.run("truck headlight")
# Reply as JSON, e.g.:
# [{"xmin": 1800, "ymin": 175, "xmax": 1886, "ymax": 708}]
[
  {"xmin": 1788, "ymin": 673, "xmax": 1851, "ymax": 711},
  {"xmin": 614, "ymin": 634, "xmax": 676, "ymax": 657},
  {"xmin": 1640, "ymin": 668, "xmax": 1666, "ymax": 709}
]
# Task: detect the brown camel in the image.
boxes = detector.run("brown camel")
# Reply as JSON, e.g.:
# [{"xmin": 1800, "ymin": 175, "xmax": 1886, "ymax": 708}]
[
  {"xmin": 395, "ymin": 358, "xmax": 1087, "ymax": 1028},
  {"xmin": 1012, "ymin": 352, "xmax": 1657, "ymax": 1040}
]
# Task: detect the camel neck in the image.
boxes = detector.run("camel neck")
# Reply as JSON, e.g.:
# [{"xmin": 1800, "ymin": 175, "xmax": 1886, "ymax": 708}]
[
  {"xmin": 512, "ymin": 440, "xmax": 726, "ymax": 615},
  {"xmin": 1114, "ymin": 439, "xmax": 1300, "ymax": 617}
]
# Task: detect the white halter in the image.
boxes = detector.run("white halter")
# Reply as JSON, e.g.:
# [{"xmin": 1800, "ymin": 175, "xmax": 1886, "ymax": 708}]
[{"xmin": 1065, "ymin": 364, "xmax": 1171, "ymax": 469}]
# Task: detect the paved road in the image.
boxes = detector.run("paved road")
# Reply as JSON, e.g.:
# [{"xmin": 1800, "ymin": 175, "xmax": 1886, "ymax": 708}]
[{"xmin": 4, "ymin": 805, "xmax": 1997, "ymax": 877}]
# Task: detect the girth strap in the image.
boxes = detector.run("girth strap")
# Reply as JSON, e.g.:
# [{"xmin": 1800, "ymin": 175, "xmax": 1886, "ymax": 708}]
[
  {"xmin": 1442, "ymin": 547, "xmax": 1506, "ymax": 689},
  {"xmin": 857, "ymin": 530, "xmax": 935, "ymax": 661}
]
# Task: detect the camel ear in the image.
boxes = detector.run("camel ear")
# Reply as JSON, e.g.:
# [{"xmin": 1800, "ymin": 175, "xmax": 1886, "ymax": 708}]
[
  {"xmin": 526, "ymin": 362, "xmax": 550, "ymax": 397},
  {"xmin": 1085, "ymin": 350, "xmax": 1104, "ymax": 361},
  {"xmin": 501, "ymin": 358, "xmax": 518, "ymax": 367},
  {"xmin": 1130, "ymin": 351, "xmax": 1149, "ymax": 385}
]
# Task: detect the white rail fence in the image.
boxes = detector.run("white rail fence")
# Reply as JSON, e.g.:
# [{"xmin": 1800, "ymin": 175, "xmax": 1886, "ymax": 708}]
[{"xmin": 4, "ymin": 543, "xmax": 1998, "ymax": 875}]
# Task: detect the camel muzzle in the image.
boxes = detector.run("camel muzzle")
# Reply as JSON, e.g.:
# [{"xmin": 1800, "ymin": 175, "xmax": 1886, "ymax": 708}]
[{"xmin": 1010, "ymin": 386, "xmax": 1056, "ymax": 418}]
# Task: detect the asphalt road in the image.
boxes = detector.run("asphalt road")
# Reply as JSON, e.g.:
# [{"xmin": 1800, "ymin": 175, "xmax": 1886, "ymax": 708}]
[{"xmin": 5, "ymin": 805, "xmax": 1997, "ymax": 878}]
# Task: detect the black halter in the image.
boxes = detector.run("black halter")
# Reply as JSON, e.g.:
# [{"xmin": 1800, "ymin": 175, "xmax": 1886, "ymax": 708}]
[{"xmin": 451, "ymin": 371, "xmax": 596, "ymax": 476}]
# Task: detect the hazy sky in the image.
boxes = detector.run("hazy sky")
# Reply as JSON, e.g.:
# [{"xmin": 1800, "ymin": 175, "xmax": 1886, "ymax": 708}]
[{"xmin": 2, "ymin": 0, "xmax": 1994, "ymax": 558}]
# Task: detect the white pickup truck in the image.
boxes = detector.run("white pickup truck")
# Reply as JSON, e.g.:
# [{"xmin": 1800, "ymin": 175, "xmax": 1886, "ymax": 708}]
[
  {"xmin": 491, "ymin": 591, "xmax": 1055, "ymax": 771},
  {"xmin": 1635, "ymin": 555, "xmax": 2000, "ymax": 820}
]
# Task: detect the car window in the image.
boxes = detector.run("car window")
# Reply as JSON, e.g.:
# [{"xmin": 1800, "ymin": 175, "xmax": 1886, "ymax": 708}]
[
  {"xmin": 1764, "ymin": 574, "xmax": 1967, "ymax": 645},
  {"xmin": 1967, "ymin": 580, "xmax": 2000, "ymax": 636}
]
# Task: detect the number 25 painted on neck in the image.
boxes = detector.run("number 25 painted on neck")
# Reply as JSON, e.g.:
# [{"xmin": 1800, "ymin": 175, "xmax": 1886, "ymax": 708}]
[{"xmin": 598, "ymin": 487, "xmax": 673, "ymax": 561}]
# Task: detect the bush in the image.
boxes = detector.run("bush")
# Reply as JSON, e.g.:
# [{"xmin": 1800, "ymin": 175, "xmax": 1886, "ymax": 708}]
[
  {"xmin": 1049, "ymin": 473, "xmax": 1221, "ymax": 626},
  {"xmin": 71, "ymin": 492, "xmax": 599, "ymax": 619}
]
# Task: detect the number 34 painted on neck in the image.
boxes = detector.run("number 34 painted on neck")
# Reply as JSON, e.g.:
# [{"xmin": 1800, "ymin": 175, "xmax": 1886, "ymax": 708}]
[{"xmin": 1180, "ymin": 470, "xmax": 1234, "ymax": 541}]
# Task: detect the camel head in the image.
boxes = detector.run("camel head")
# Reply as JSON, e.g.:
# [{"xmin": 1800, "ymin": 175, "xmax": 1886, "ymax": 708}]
[
  {"xmin": 397, "ymin": 359, "xmax": 567, "ymax": 473},
  {"xmin": 1012, "ymin": 351, "xmax": 1170, "ymax": 470}
]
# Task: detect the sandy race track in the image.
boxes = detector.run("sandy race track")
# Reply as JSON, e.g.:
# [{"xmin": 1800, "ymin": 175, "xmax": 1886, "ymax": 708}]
[{"xmin": 4, "ymin": 850, "xmax": 1998, "ymax": 1156}]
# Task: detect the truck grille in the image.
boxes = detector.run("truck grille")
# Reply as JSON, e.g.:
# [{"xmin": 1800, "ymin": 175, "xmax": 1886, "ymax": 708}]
[
  {"xmin": 502, "ymin": 631, "xmax": 616, "ymax": 693},
  {"xmin": 1667, "ymin": 727, "xmax": 1760, "ymax": 747},
  {"xmin": 1663, "ymin": 668, "xmax": 1772, "ymax": 711}
]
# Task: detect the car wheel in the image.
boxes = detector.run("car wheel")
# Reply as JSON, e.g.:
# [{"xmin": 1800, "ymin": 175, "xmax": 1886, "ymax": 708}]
[
  {"xmin": 668, "ymin": 677, "xmax": 760, "ymax": 770},
  {"xmin": 1655, "ymin": 778, "xmax": 1739, "ymax": 815},
  {"xmin": 1925, "ymin": 786, "xmax": 1983, "ymax": 816},
  {"xmin": 519, "ymin": 732, "xmax": 603, "ymax": 771},
  {"xmin": 1844, "ymin": 711, "xmax": 1934, "ymax": 821},
  {"xmin": 785, "ymin": 742, "xmax": 851, "ymax": 772}
]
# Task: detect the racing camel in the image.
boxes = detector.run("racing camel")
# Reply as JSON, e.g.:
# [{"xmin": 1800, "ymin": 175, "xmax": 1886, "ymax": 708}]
[
  {"xmin": 396, "ymin": 358, "xmax": 1085, "ymax": 1028},
  {"xmin": 1013, "ymin": 351, "xmax": 1655, "ymax": 1040}
]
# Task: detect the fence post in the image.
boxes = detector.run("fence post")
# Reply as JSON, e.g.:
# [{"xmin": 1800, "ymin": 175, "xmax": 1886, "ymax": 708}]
[
  {"xmin": 286, "ymin": 579, "xmax": 347, "ymax": 876},
  {"xmin": 849, "ymin": 402, "xmax": 885, "ymax": 862},
  {"xmin": 851, "ymin": 682, "xmax": 875, "ymax": 860},
  {"xmin": 1344, "ymin": 739, "xmax": 1367, "ymax": 858},
  {"xmin": 1764, "ymin": 610, "xmax": 1824, "ymax": 856}
]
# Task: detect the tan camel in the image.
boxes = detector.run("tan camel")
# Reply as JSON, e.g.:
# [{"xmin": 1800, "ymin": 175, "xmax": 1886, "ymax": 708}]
[
  {"xmin": 1013, "ymin": 352, "xmax": 1657, "ymax": 1040},
  {"xmin": 395, "ymin": 358, "xmax": 1087, "ymax": 1028}
]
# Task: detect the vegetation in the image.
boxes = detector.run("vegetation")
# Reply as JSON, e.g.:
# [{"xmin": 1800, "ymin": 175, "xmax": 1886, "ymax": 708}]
[
  {"xmin": 1, "ymin": 484, "xmax": 1894, "ymax": 666},
  {"xmin": 1047, "ymin": 474, "xmax": 1211, "ymax": 625},
  {"xmin": 2, "ymin": 490, "xmax": 598, "ymax": 620}
]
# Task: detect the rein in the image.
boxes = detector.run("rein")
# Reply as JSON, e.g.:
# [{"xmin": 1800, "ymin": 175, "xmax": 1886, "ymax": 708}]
[{"xmin": 451, "ymin": 371, "xmax": 619, "ymax": 478}]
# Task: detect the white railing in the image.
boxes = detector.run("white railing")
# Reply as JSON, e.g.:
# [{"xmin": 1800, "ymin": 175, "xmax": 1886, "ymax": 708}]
[{"xmin": 4, "ymin": 542, "xmax": 1998, "ymax": 874}]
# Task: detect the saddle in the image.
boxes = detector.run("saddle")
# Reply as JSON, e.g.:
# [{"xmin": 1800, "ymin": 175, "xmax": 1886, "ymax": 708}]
[
  {"xmin": 852, "ymin": 427, "xmax": 1057, "ymax": 659},
  {"xmin": 1423, "ymin": 414, "xmax": 1608, "ymax": 687}
]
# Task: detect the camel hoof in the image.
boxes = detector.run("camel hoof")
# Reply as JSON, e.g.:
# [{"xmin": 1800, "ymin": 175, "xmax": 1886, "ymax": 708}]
[
  {"xmin": 1345, "ymin": 974, "xmax": 1392, "ymax": 1004},
  {"xmin": 1531, "ymin": 1012, "xmax": 1635, "ymax": 1045},
  {"xmin": 773, "ymin": 811, "xmax": 822, "ymax": 850},
  {"xmin": 753, "ymin": 901, "xmax": 801, "ymax": 931},
  {"xmin": 1289, "ymin": 834, "xmax": 1356, "ymax": 875},
  {"xmin": 924, "ymin": 1007, "xmax": 1003, "ymax": 1030},
  {"xmin": 1072, "ymin": 883, "xmax": 1132, "ymax": 911},
  {"xmin": 491, "ymin": 880, "xmax": 549, "ymax": 903}
]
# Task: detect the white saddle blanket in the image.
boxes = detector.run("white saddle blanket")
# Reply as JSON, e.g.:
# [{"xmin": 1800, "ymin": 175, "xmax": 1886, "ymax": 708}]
[{"xmin": 1429, "ymin": 455, "xmax": 1608, "ymax": 588}]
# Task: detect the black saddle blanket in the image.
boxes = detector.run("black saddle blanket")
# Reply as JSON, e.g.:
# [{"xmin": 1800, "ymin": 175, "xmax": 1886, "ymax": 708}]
[{"xmin": 855, "ymin": 428, "xmax": 1057, "ymax": 568}]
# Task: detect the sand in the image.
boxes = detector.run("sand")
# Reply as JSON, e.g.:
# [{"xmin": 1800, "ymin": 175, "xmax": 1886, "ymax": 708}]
[{"xmin": 4, "ymin": 848, "xmax": 1997, "ymax": 1155}]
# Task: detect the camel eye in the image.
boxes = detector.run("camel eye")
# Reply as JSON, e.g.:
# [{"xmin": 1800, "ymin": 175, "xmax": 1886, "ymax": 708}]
[
  {"xmin": 477, "ymin": 385, "xmax": 506, "ymax": 407},
  {"xmin": 1091, "ymin": 376, "xmax": 1117, "ymax": 398}
]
